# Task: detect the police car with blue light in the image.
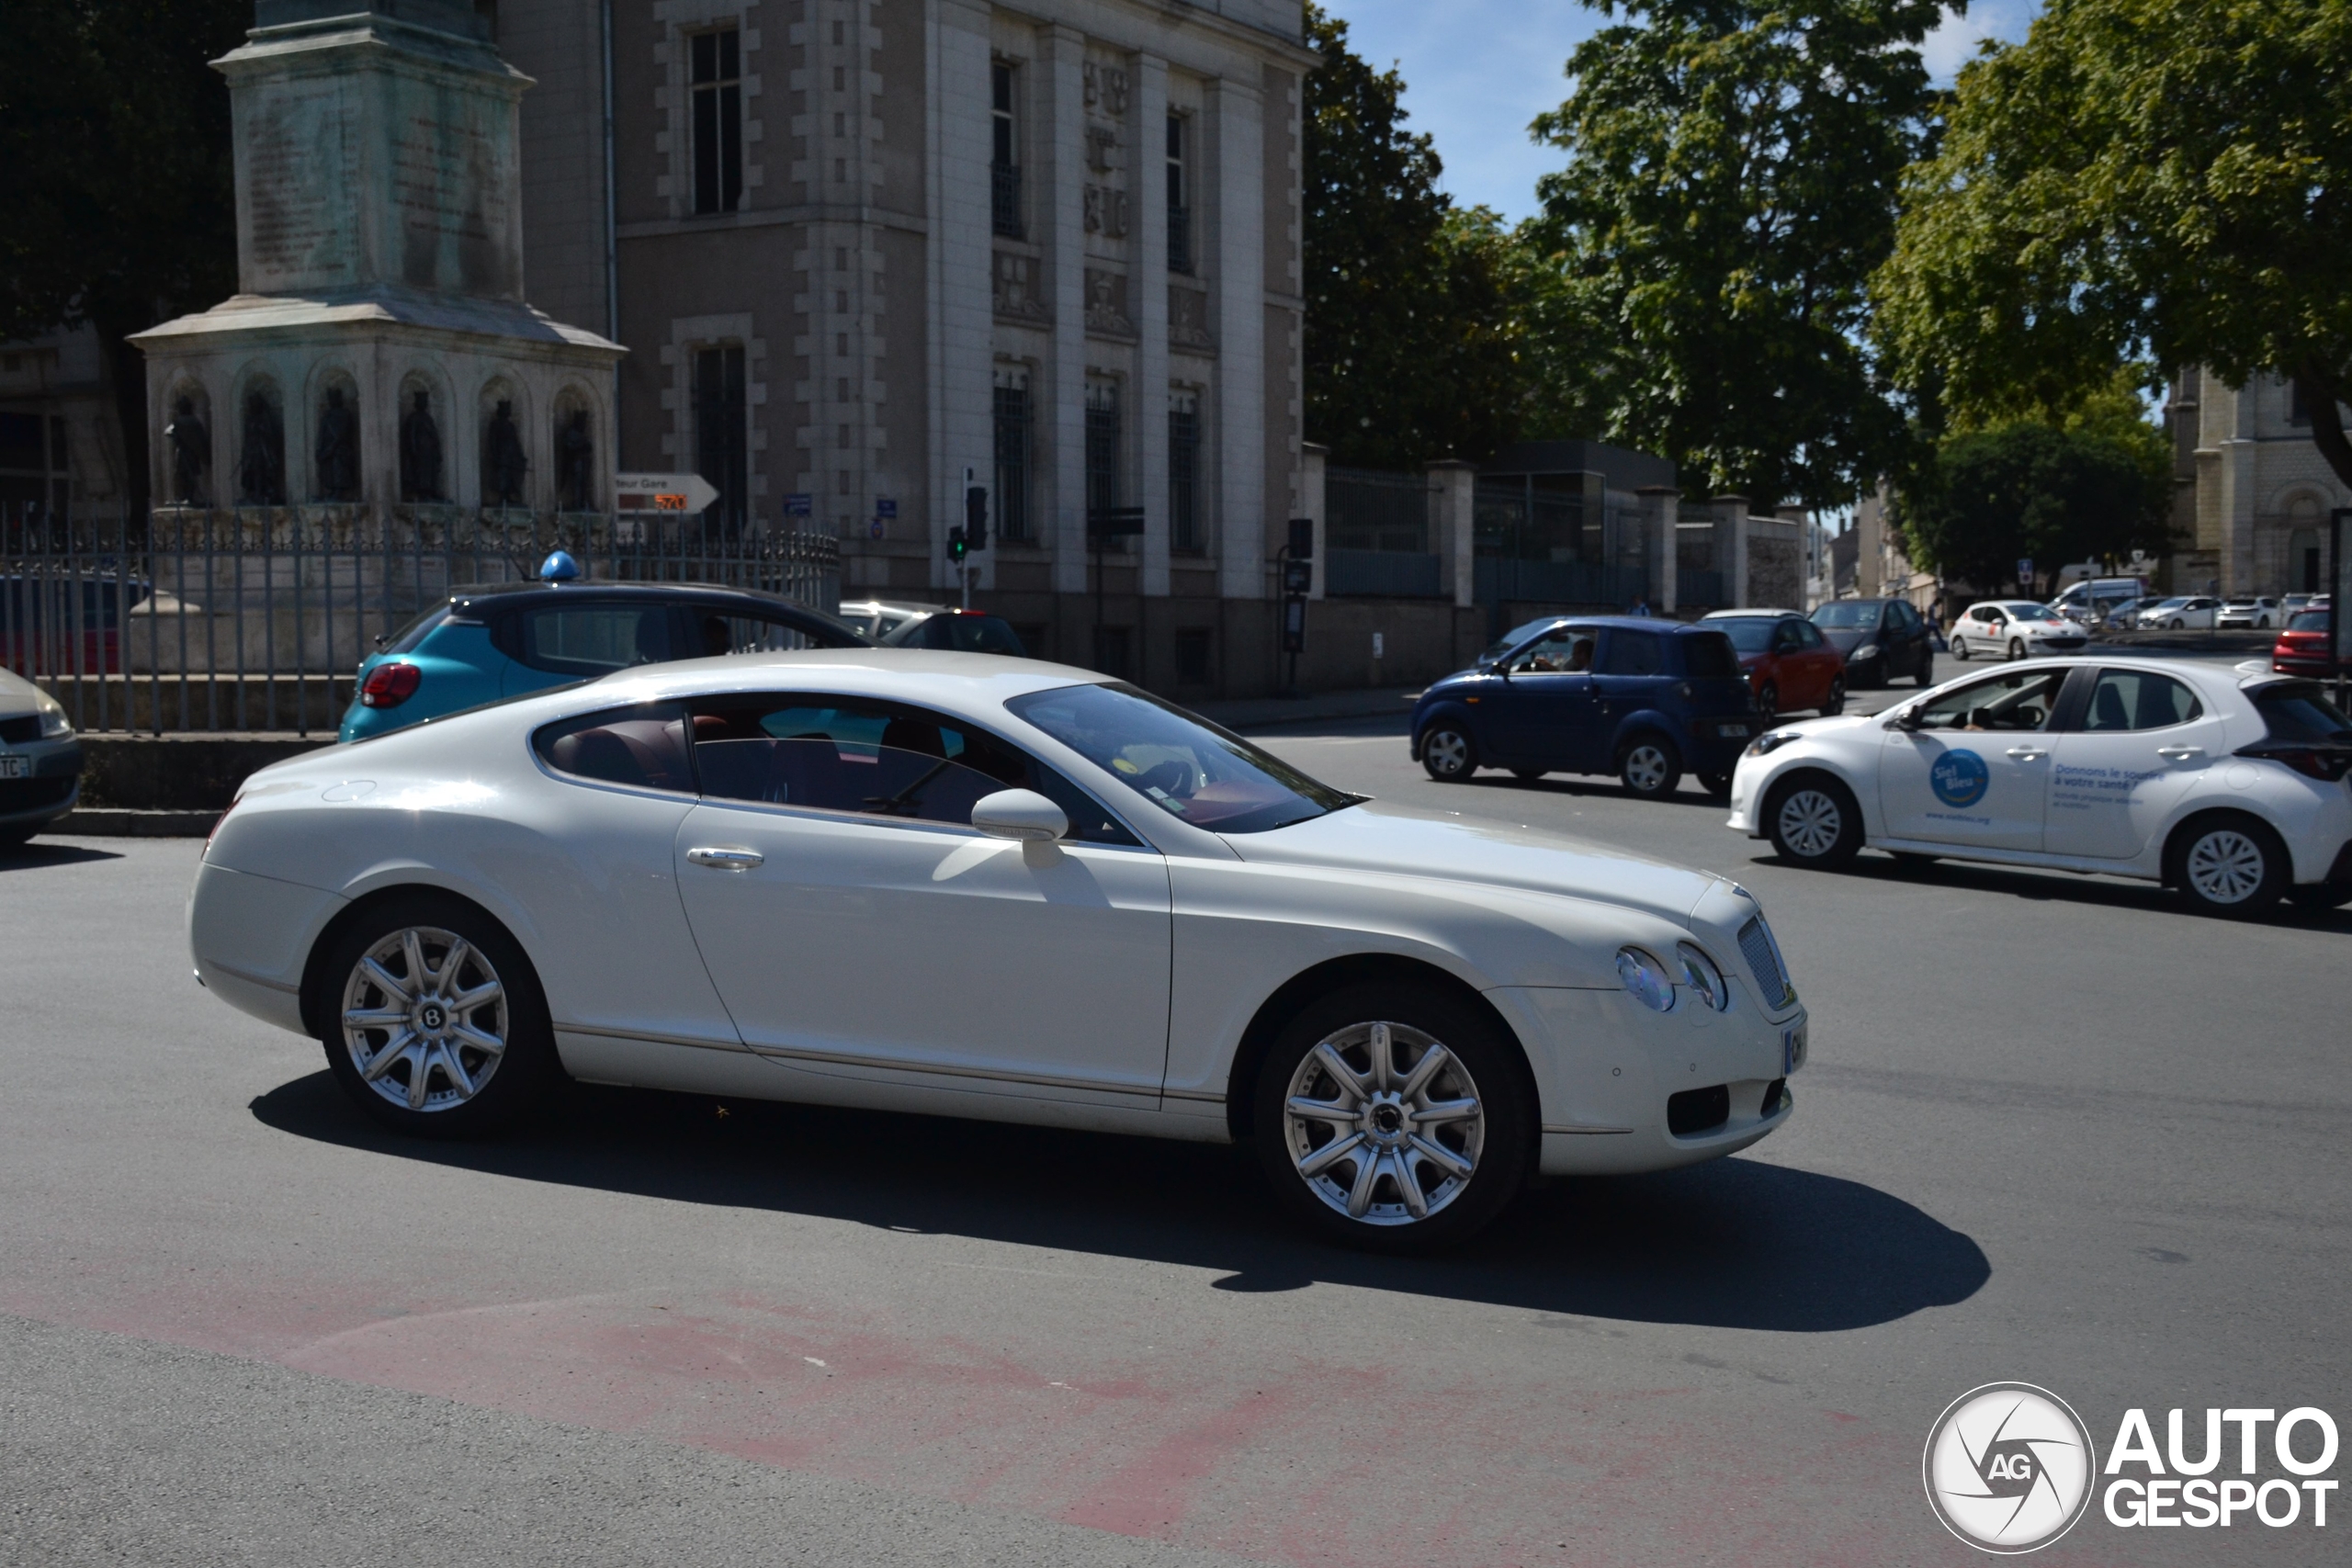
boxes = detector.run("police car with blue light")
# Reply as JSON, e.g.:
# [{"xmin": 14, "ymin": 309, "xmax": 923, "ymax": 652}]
[{"xmin": 1727, "ymin": 658, "xmax": 2352, "ymax": 916}]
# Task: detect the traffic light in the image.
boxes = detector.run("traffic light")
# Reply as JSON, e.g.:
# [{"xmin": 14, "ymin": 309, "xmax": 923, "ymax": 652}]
[
  {"xmin": 965, "ymin": 485, "xmax": 989, "ymax": 552},
  {"xmin": 948, "ymin": 525, "xmax": 968, "ymax": 564}
]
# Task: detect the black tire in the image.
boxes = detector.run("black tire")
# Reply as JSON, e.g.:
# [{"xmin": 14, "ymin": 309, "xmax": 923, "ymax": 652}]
[
  {"xmin": 1250, "ymin": 980, "xmax": 1532, "ymax": 1253},
  {"xmin": 1821, "ymin": 676, "xmax": 1846, "ymax": 716},
  {"xmin": 1951, "ymin": 637, "xmax": 1970, "ymax": 662},
  {"xmin": 1698, "ymin": 770, "xmax": 1734, "ymax": 798},
  {"xmin": 2287, "ymin": 880, "xmax": 2352, "ymax": 912},
  {"xmin": 2007, "ymin": 637, "xmax": 2027, "ymax": 661},
  {"xmin": 1419, "ymin": 722, "xmax": 1478, "ymax": 783},
  {"xmin": 1756, "ymin": 681, "xmax": 1780, "ymax": 721},
  {"xmin": 2166, "ymin": 814, "xmax": 2288, "ymax": 919},
  {"xmin": 1917, "ymin": 651, "xmax": 1937, "ymax": 687},
  {"xmin": 1618, "ymin": 733, "xmax": 1683, "ymax": 798},
  {"xmin": 317, "ymin": 893, "xmax": 560, "ymax": 1136},
  {"xmin": 1766, "ymin": 773, "xmax": 1865, "ymax": 869}
]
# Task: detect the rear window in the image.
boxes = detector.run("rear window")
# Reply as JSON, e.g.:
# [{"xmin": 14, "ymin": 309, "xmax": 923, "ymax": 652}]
[
  {"xmin": 533, "ymin": 702, "xmax": 693, "ymax": 793},
  {"xmin": 2289, "ymin": 611, "xmax": 2329, "ymax": 633},
  {"xmin": 1681, "ymin": 631, "xmax": 1740, "ymax": 680},
  {"xmin": 2255, "ymin": 683, "xmax": 2352, "ymax": 744},
  {"xmin": 1714, "ymin": 617, "xmax": 1776, "ymax": 653},
  {"xmin": 382, "ymin": 603, "xmax": 454, "ymax": 655}
]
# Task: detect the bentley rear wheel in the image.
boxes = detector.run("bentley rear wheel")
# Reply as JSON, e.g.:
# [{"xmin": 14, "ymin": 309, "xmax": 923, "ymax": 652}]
[{"xmin": 320, "ymin": 894, "xmax": 558, "ymax": 1135}]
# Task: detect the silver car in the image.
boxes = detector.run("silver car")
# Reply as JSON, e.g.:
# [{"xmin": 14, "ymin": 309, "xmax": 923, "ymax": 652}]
[{"xmin": 0, "ymin": 667, "xmax": 82, "ymax": 846}]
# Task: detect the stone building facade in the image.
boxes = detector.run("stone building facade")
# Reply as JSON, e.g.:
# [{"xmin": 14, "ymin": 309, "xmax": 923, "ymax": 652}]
[
  {"xmin": 2167, "ymin": 367, "xmax": 2352, "ymax": 597},
  {"xmin": 498, "ymin": 0, "xmax": 1312, "ymax": 695}
]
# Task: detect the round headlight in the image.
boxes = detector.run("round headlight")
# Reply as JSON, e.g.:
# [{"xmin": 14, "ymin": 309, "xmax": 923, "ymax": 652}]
[
  {"xmin": 1677, "ymin": 942, "xmax": 1730, "ymax": 1011},
  {"xmin": 1615, "ymin": 946, "xmax": 1677, "ymax": 1012}
]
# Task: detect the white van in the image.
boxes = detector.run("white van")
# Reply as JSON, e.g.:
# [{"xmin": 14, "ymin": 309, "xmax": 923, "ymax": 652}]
[{"xmin": 2050, "ymin": 576, "xmax": 2148, "ymax": 626}]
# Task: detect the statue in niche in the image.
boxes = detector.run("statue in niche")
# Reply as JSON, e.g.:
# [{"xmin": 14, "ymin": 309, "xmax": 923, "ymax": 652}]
[
  {"xmin": 399, "ymin": 389, "xmax": 444, "ymax": 502},
  {"xmin": 557, "ymin": 409, "xmax": 594, "ymax": 513},
  {"xmin": 165, "ymin": 396, "xmax": 209, "ymax": 506},
  {"xmin": 314, "ymin": 387, "xmax": 360, "ymax": 502},
  {"xmin": 482, "ymin": 399, "xmax": 528, "ymax": 507},
  {"xmin": 237, "ymin": 391, "xmax": 286, "ymax": 504}
]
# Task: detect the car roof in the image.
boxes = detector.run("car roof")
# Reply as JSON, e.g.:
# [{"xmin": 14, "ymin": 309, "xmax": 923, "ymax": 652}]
[
  {"xmin": 1516, "ymin": 615, "xmax": 1728, "ymax": 635},
  {"xmin": 1699, "ymin": 608, "xmax": 1803, "ymax": 620},
  {"xmin": 580, "ymin": 646, "xmax": 1107, "ymax": 705},
  {"xmin": 840, "ymin": 597, "xmax": 949, "ymax": 614},
  {"xmin": 447, "ymin": 580, "xmax": 815, "ymax": 612}
]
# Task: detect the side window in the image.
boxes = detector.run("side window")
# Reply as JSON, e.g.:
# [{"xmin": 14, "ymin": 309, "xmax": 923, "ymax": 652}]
[
  {"xmin": 1795, "ymin": 621, "xmax": 1827, "ymax": 649},
  {"xmin": 687, "ymin": 693, "xmax": 1139, "ymax": 843},
  {"xmin": 2081, "ymin": 671, "xmax": 2202, "ymax": 732},
  {"xmin": 516, "ymin": 603, "xmax": 675, "ymax": 676},
  {"xmin": 1772, "ymin": 620, "xmax": 1804, "ymax": 652},
  {"xmin": 1509, "ymin": 628, "xmax": 1595, "ymax": 674},
  {"xmin": 683, "ymin": 606, "xmax": 821, "ymax": 659},
  {"xmin": 534, "ymin": 703, "xmax": 693, "ymax": 793},
  {"xmin": 1913, "ymin": 669, "xmax": 2067, "ymax": 733},
  {"xmin": 1596, "ymin": 628, "xmax": 1663, "ymax": 675}
]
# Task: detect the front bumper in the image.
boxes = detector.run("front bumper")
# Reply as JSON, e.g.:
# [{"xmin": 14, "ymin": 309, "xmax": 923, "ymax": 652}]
[{"xmin": 0, "ymin": 738, "xmax": 83, "ymax": 830}]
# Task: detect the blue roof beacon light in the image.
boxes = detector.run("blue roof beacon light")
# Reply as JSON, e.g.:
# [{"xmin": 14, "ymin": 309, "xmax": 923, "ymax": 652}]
[{"xmin": 538, "ymin": 549, "xmax": 583, "ymax": 583}]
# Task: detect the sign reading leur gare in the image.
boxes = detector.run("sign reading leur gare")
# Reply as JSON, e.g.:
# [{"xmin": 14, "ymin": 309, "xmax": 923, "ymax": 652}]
[{"xmin": 614, "ymin": 472, "xmax": 719, "ymax": 514}]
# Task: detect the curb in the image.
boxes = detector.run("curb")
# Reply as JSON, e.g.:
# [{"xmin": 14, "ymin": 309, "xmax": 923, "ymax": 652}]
[{"xmin": 55, "ymin": 808, "xmax": 220, "ymax": 838}]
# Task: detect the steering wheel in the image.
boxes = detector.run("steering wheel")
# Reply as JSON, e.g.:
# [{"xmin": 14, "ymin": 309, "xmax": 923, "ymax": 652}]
[{"xmin": 1137, "ymin": 759, "xmax": 1196, "ymax": 798}]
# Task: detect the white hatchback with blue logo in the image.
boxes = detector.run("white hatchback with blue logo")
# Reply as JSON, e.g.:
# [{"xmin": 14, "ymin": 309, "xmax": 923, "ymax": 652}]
[{"xmin": 1725, "ymin": 659, "xmax": 2352, "ymax": 917}]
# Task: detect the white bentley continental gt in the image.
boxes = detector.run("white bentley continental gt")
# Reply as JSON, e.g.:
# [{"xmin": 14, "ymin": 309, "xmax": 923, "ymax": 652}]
[
  {"xmin": 191, "ymin": 651, "xmax": 1808, "ymax": 1249},
  {"xmin": 1730, "ymin": 659, "xmax": 2352, "ymax": 918}
]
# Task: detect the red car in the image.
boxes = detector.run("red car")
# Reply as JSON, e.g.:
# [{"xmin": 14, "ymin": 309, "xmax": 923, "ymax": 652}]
[
  {"xmin": 1701, "ymin": 610, "xmax": 1847, "ymax": 718},
  {"xmin": 2272, "ymin": 609, "xmax": 2339, "ymax": 676}
]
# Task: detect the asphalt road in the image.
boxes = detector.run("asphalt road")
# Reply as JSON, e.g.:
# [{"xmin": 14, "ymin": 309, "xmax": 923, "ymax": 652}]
[{"xmin": 2, "ymin": 655, "xmax": 2345, "ymax": 1566}]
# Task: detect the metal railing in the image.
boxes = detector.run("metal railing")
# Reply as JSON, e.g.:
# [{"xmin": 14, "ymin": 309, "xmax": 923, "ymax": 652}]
[{"xmin": 1, "ymin": 504, "xmax": 840, "ymax": 737}]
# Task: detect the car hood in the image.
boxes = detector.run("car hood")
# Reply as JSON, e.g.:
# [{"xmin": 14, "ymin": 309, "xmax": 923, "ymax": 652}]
[
  {"xmin": 1220, "ymin": 798, "xmax": 1722, "ymax": 926},
  {"xmin": 1815, "ymin": 626, "xmax": 1875, "ymax": 654},
  {"xmin": 0, "ymin": 666, "xmax": 46, "ymax": 718}
]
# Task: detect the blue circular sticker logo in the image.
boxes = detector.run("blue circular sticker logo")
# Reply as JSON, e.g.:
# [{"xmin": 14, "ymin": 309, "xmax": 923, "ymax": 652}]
[{"xmin": 1931, "ymin": 749, "xmax": 1990, "ymax": 808}]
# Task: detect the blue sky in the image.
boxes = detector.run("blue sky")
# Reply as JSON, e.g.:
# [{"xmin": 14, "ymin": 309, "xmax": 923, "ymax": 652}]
[{"xmin": 1328, "ymin": 1, "xmax": 2045, "ymax": 224}]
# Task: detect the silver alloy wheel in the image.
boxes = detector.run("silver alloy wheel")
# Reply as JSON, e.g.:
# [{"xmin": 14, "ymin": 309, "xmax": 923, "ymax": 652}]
[
  {"xmin": 2185, "ymin": 829, "xmax": 2267, "ymax": 905},
  {"xmin": 340, "ymin": 925, "xmax": 508, "ymax": 1111},
  {"xmin": 1777, "ymin": 788, "xmax": 1843, "ymax": 859},
  {"xmin": 1623, "ymin": 743, "xmax": 1671, "ymax": 794},
  {"xmin": 1281, "ymin": 1020, "xmax": 1485, "ymax": 1226},
  {"xmin": 1424, "ymin": 728, "xmax": 1470, "ymax": 775}
]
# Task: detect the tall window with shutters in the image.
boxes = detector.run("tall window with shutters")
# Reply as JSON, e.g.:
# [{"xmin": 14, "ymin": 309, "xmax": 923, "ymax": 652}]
[
  {"xmin": 691, "ymin": 28, "xmax": 743, "ymax": 215},
  {"xmin": 993, "ymin": 367, "xmax": 1032, "ymax": 543},
  {"xmin": 1165, "ymin": 113, "xmax": 1191, "ymax": 274},
  {"xmin": 1169, "ymin": 389, "xmax": 1202, "ymax": 552}
]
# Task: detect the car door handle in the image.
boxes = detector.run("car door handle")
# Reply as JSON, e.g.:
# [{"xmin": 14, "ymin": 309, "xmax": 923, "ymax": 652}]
[
  {"xmin": 2155, "ymin": 745, "xmax": 2204, "ymax": 760},
  {"xmin": 2005, "ymin": 746, "xmax": 2047, "ymax": 761},
  {"xmin": 686, "ymin": 846, "xmax": 764, "ymax": 871}
]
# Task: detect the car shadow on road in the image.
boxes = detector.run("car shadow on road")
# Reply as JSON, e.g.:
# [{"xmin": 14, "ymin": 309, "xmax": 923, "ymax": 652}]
[
  {"xmin": 1763, "ymin": 849, "xmax": 2352, "ymax": 930},
  {"xmin": 252, "ymin": 1070, "xmax": 1988, "ymax": 1333},
  {"xmin": 1483, "ymin": 777, "xmax": 1727, "ymax": 808},
  {"xmin": 0, "ymin": 841, "xmax": 123, "ymax": 873}
]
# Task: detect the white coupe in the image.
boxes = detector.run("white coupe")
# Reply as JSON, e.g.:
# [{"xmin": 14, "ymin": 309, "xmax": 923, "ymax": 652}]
[
  {"xmin": 1729, "ymin": 658, "xmax": 2352, "ymax": 917},
  {"xmin": 190, "ymin": 651, "xmax": 1808, "ymax": 1249}
]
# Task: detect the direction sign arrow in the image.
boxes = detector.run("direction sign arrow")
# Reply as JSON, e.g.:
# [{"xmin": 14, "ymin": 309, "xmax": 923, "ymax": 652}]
[{"xmin": 613, "ymin": 471, "xmax": 719, "ymax": 513}]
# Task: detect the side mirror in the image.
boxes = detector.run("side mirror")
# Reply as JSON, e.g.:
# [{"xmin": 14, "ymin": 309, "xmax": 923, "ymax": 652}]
[
  {"xmin": 1894, "ymin": 705, "xmax": 1924, "ymax": 731},
  {"xmin": 973, "ymin": 788, "xmax": 1069, "ymax": 866}
]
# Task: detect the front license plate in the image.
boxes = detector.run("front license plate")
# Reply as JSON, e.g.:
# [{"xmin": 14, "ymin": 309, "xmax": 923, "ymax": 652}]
[
  {"xmin": 1782, "ymin": 1022, "xmax": 1807, "ymax": 1075},
  {"xmin": 0, "ymin": 754, "xmax": 27, "ymax": 779}
]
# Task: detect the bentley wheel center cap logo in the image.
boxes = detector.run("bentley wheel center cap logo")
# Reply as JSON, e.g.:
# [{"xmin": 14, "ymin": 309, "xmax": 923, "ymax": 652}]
[{"xmin": 1924, "ymin": 1383, "xmax": 2098, "ymax": 1553}]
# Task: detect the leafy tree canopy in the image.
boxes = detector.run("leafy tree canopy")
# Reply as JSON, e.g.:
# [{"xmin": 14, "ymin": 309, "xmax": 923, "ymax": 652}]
[
  {"xmin": 0, "ymin": 0, "xmax": 249, "ymax": 511},
  {"xmin": 1530, "ymin": 0, "xmax": 1947, "ymax": 513},
  {"xmin": 1874, "ymin": 0, "xmax": 2352, "ymax": 491},
  {"xmin": 1896, "ymin": 413, "xmax": 2173, "ymax": 594},
  {"xmin": 1303, "ymin": 3, "xmax": 1552, "ymax": 468}
]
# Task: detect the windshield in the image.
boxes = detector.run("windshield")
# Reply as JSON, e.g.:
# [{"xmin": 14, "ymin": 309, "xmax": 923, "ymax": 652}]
[
  {"xmin": 2255, "ymin": 682, "xmax": 2352, "ymax": 743},
  {"xmin": 2007, "ymin": 604, "xmax": 2062, "ymax": 622},
  {"xmin": 1713, "ymin": 617, "xmax": 1778, "ymax": 653},
  {"xmin": 1480, "ymin": 618, "xmax": 1563, "ymax": 662},
  {"xmin": 1005, "ymin": 682, "xmax": 1356, "ymax": 833},
  {"xmin": 1811, "ymin": 603, "xmax": 1878, "ymax": 629}
]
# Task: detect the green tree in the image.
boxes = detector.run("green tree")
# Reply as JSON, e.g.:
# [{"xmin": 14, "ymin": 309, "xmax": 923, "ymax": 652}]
[
  {"xmin": 1529, "ymin": 0, "xmax": 1947, "ymax": 512},
  {"xmin": 1302, "ymin": 4, "xmax": 1543, "ymax": 468},
  {"xmin": 1875, "ymin": 0, "xmax": 2352, "ymax": 493},
  {"xmin": 1896, "ymin": 418, "xmax": 2172, "ymax": 594},
  {"xmin": 0, "ymin": 0, "xmax": 249, "ymax": 514}
]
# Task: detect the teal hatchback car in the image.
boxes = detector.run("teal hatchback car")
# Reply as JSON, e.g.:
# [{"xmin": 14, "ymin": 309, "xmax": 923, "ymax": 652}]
[{"xmin": 341, "ymin": 564, "xmax": 873, "ymax": 742}]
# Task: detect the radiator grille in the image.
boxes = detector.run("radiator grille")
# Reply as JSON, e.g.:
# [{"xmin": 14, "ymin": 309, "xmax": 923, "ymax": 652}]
[
  {"xmin": 1737, "ymin": 916, "xmax": 1792, "ymax": 1008},
  {"xmin": 0, "ymin": 716, "xmax": 40, "ymax": 745}
]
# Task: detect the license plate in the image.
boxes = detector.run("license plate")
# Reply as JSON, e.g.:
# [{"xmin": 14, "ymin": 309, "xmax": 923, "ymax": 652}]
[
  {"xmin": 1717, "ymin": 722, "xmax": 1751, "ymax": 738},
  {"xmin": 0, "ymin": 754, "xmax": 27, "ymax": 779},
  {"xmin": 1782, "ymin": 1022, "xmax": 1807, "ymax": 1075}
]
